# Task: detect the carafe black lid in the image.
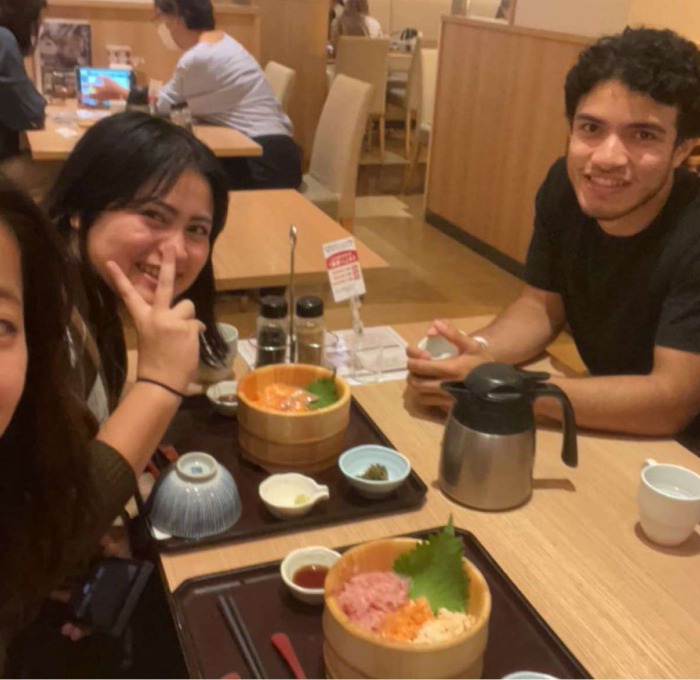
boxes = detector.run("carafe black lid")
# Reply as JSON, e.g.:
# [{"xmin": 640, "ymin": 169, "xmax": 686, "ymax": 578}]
[
  {"xmin": 296, "ymin": 296, "xmax": 324, "ymax": 318},
  {"xmin": 441, "ymin": 363, "xmax": 552, "ymax": 435},
  {"xmin": 260, "ymin": 295, "xmax": 288, "ymax": 319},
  {"xmin": 464, "ymin": 363, "xmax": 547, "ymax": 402}
]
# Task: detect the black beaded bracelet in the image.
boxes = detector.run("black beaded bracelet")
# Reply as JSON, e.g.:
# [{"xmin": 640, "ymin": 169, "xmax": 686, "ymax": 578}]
[{"xmin": 136, "ymin": 377, "xmax": 187, "ymax": 399}]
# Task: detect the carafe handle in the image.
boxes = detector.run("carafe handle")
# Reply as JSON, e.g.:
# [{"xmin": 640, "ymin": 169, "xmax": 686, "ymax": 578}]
[{"xmin": 533, "ymin": 384, "xmax": 578, "ymax": 467}]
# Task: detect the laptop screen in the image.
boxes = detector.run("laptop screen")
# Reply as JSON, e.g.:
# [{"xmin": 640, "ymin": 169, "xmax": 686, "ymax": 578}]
[{"xmin": 77, "ymin": 67, "xmax": 133, "ymax": 108}]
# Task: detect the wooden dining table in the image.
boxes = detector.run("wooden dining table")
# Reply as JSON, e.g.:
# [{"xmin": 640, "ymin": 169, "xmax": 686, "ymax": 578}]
[
  {"xmin": 25, "ymin": 103, "xmax": 263, "ymax": 161},
  {"xmin": 158, "ymin": 316, "xmax": 700, "ymax": 679},
  {"xmin": 212, "ymin": 189, "xmax": 388, "ymax": 291}
]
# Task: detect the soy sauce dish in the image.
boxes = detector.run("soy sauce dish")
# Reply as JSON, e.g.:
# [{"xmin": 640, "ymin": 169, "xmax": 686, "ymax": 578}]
[
  {"xmin": 206, "ymin": 380, "xmax": 238, "ymax": 417},
  {"xmin": 280, "ymin": 546, "xmax": 341, "ymax": 605}
]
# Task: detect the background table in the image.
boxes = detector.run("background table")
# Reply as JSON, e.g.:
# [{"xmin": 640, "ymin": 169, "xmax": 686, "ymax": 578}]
[
  {"xmin": 26, "ymin": 104, "xmax": 262, "ymax": 161},
  {"xmin": 212, "ymin": 189, "xmax": 388, "ymax": 291},
  {"xmin": 158, "ymin": 317, "xmax": 700, "ymax": 678}
]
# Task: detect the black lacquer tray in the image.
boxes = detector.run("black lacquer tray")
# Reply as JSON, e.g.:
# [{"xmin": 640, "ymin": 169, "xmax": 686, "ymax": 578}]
[
  {"xmin": 168, "ymin": 527, "xmax": 590, "ymax": 679},
  {"xmin": 140, "ymin": 396, "xmax": 427, "ymax": 552}
]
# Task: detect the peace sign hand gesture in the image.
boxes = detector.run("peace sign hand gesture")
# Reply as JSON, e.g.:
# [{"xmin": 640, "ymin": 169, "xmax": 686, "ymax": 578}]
[{"xmin": 106, "ymin": 245, "xmax": 202, "ymax": 394}]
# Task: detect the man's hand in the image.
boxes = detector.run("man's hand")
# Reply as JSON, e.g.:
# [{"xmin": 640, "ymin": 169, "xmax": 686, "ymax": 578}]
[{"xmin": 406, "ymin": 319, "xmax": 494, "ymax": 411}]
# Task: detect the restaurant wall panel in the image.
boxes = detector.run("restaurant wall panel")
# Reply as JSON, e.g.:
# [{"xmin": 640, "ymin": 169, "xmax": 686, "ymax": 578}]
[
  {"xmin": 426, "ymin": 17, "xmax": 587, "ymax": 265},
  {"xmin": 514, "ymin": 0, "xmax": 630, "ymax": 38},
  {"xmin": 29, "ymin": 0, "xmax": 260, "ymax": 83},
  {"xmin": 627, "ymin": 0, "xmax": 700, "ymax": 41},
  {"xmin": 253, "ymin": 0, "xmax": 329, "ymax": 161}
]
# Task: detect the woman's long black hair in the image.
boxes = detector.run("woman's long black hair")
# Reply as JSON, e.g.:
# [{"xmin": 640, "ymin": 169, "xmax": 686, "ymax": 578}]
[
  {"xmin": 0, "ymin": 174, "xmax": 96, "ymax": 597},
  {"xmin": 44, "ymin": 112, "xmax": 229, "ymax": 405}
]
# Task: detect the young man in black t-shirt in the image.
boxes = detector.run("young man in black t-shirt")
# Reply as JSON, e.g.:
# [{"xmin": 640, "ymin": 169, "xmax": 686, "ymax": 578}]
[{"xmin": 407, "ymin": 27, "xmax": 700, "ymax": 436}]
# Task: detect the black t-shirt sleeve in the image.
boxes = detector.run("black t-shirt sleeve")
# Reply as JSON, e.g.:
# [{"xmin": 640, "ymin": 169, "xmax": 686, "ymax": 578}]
[
  {"xmin": 525, "ymin": 158, "xmax": 567, "ymax": 293},
  {"xmin": 655, "ymin": 215, "xmax": 700, "ymax": 355}
]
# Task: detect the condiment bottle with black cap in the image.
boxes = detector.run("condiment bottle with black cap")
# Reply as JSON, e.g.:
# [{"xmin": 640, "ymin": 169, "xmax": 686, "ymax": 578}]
[
  {"xmin": 295, "ymin": 296, "xmax": 326, "ymax": 366},
  {"xmin": 256, "ymin": 295, "xmax": 288, "ymax": 367}
]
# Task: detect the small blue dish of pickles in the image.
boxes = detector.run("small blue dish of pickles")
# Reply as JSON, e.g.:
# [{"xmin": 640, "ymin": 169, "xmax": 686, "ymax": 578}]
[{"xmin": 338, "ymin": 445, "xmax": 411, "ymax": 498}]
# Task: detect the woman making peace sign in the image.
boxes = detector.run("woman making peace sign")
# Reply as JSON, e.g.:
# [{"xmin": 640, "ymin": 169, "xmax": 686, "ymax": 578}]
[{"xmin": 45, "ymin": 111, "xmax": 229, "ymax": 424}]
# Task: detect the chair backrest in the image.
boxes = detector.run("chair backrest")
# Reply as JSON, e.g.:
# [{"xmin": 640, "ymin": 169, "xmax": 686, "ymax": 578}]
[
  {"xmin": 418, "ymin": 48, "xmax": 438, "ymax": 128},
  {"xmin": 403, "ymin": 39, "xmax": 423, "ymax": 113},
  {"xmin": 309, "ymin": 74, "xmax": 373, "ymax": 221},
  {"xmin": 264, "ymin": 61, "xmax": 297, "ymax": 113},
  {"xmin": 335, "ymin": 36, "xmax": 390, "ymax": 116},
  {"xmin": 467, "ymin": 0, "xmax": 501, "ymax": 19}
]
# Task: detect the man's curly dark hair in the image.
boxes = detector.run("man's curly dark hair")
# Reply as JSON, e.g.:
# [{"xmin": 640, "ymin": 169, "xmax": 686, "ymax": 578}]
[{"xmin": 565, "ymin": 27, "xmax": 700, "ymax": 143}]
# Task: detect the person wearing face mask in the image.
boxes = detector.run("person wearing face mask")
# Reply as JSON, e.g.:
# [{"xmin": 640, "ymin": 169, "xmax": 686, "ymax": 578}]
[
  {"xmin": 155, "ymin": 0, "xmax": 301, "ymax": 191},
  {"xmin": 0, "ymin": 167, "xmax": 203, "ymax": 673},
  {"xmin": 99, "ymin": 0, "xmax": 301, "ymax": 191}
]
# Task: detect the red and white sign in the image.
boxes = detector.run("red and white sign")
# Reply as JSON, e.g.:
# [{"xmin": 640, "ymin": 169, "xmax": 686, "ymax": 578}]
[{"xmin": 323, "ymin": 237, "xmax": 366, "ymax": 302}]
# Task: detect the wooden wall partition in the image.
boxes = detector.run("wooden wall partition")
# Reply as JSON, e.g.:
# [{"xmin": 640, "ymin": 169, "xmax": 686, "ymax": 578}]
[
  {"xmin": 426, "ymin": 17, "xmax": 589, "ymax": 265},
  {"xmin": 254, "ymin": 0, "xmax": 329, "ymax": 161},
  {"xmin": 29, "ymin": 0, "xmax": 260, "ymax": 84}
]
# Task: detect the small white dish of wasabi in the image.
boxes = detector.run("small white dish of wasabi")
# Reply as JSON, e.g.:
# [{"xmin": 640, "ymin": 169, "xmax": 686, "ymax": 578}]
[{"xmin": 258, "ymin": 473, "xmax": 330, "ymax": 519}]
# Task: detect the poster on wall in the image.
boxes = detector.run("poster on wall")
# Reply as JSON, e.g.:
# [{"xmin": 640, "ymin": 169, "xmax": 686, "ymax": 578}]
[{"xmin": 34, "ymin": 19, "xmax": 92, "ymax": 99}]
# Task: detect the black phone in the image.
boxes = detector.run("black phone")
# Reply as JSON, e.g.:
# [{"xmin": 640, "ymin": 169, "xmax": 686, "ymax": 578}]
[{"xmin": 70, "ymin": 557, "xmax": 153, "ymax": 637}]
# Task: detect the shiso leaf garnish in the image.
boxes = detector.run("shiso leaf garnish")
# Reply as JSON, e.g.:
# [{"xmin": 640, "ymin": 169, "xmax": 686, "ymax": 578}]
[
  {"xmin": 306, "ymin": 375, "xmax": 339, "ymax": 410},
  {"xmin": 392, "ymin": 517, "xmax": 468, "ymax": 614}
]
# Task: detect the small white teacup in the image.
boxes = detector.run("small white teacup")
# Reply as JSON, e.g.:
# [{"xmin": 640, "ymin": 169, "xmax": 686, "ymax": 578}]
[
  {"xmin": 198, "ymin": 323, "xmax": 239, "ymax": 384},
  {"xmin": 418, "ymin": 335, "xmax": 459, "ymax": 360},
  {"xmin": 637, "ymin": 458, "xmax": 700, "ymax": 547},
  {"xmin": 217, "ymin": 322, "xmax": 239, "ymax": 358}
]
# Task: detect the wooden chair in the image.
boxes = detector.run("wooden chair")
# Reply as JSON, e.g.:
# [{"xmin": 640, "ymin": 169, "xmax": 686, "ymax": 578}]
[
  {"xmin": 264, "ymin": 61, "xmax": 297, "ymax": 114},
  {"xmin": 386, "ymin": 40, "xmax": 423, "ymax": 158},
  {"xmin": 467, "ymin": 0, "xmax": 501, "ymax": 19},
  {"xmin": 402, "ymin": 48, "xmax": 438, "ymax": 193},
  {"xmin": 299, "ymin": 75, "xmax": 373, "ymax": 231},
  {"xmin": 335, "ymin": 36, "xmax": 390, "ymax": 161}
]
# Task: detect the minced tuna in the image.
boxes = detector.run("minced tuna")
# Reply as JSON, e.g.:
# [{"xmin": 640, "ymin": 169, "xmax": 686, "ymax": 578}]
[{"xmin": 335, "ymin": 571, "xmax": 409, "ymax": 632}]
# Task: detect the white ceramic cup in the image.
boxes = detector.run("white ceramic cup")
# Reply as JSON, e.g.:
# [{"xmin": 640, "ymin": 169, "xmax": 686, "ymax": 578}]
[
  {"xmin": 217, "ymin": 322, "xmax": 239, "ymax": 359},
  {"xmin": 197, "ymin": 323, "xmax": 239, "ymax": 384},
  {"xmin": 418, "ymin": 335, "xmax": 459, "ymax": 360},
  {"xmin": 637, "ymin": 458, "xmax": 700, "ymax": 547}
]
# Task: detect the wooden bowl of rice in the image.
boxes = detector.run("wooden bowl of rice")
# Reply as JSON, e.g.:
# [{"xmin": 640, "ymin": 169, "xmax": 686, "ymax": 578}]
[
  {"xmin": 323, "ymin": 538, "xmax": 491, "ymax": 679},
  {"xmin": 237, "ymin": 364, "xmax": 351, "ymax": 472}
]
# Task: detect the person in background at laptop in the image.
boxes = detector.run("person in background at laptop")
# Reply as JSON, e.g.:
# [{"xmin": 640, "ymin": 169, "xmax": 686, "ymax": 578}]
[
  {"xmin": 407, "ymin": 27, "xmax": 700, "ymax": 437},
  {"xmin": 330, "ymin": 0, "xmax": 383, "ymax": 54},
  {"xmin": 0, "ymin": 0, "xmax": 45, "ymax": 162}
]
